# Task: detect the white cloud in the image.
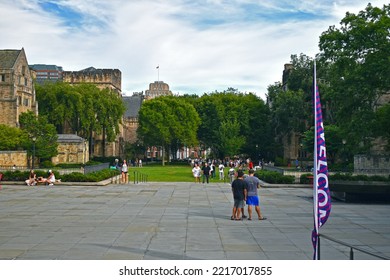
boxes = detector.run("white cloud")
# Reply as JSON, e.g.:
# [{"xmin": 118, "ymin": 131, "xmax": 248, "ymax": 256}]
[{"xmin": 1, "ymin": 0, "xmax": 387, "ymax": 100}]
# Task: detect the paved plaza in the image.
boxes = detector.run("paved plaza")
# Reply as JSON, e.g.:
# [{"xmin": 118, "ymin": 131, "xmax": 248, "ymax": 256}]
[{"xmin": 0, "ymin": 182, "xmax": 389, "ymax": 260}]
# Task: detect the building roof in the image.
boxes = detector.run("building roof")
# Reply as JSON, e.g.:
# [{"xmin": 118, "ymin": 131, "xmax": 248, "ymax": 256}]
[
  {"xmin": 30, "ymin": 64, "xmax": 63, "ymax": 71},
  {"xmin": 123, "ymin": 94, "xmax": 143, "ymax": 118},
  {"xmin": 57, "ymin": 134, "xmax": 85, "ymax": 143},
  {"xmin": 0, "ymin": 49, "xmax": 21, "ymax": 69}
]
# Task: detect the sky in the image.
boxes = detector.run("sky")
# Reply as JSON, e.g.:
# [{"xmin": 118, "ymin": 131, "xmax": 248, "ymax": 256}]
[{"xmin": 0, "ymin": 0, "xmax": 388, "ymax": 100}]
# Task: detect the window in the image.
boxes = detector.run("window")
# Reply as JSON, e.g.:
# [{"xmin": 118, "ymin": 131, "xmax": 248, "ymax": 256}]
[
  {"xmin": 0, "ymin": 74, "xmax": 5, "ymax": 82},
  {"xmin": 23, "ymin": 98, "xmax": 29, "ymax": 106}
]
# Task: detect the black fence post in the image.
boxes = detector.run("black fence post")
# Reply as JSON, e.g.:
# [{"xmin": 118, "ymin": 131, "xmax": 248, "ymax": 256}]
[{"xmin": 318, "ymin": 234, "xmax": 321, "ymax": 260}]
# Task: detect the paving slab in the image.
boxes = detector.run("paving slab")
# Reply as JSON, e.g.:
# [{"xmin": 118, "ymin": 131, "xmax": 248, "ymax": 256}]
[{"xmin": 0, "ymin": 182, "xmax": 389, "ymax": 260}]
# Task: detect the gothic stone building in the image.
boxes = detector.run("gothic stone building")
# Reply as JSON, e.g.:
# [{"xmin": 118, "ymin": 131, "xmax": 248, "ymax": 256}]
[
  {"xmin": 123, "ymin": 92, "xmax": 143, "ymax": 144},
  {"xmin": 0, "ymin": 48, "xmax": 38, "ymax": 127},
  {"xmin": 144, "ymin": 81, "xmax": 172, "ymax": 100},
  {"xmin": 62, "ymin": 67, "xmax": 124, "ymax": 158}
]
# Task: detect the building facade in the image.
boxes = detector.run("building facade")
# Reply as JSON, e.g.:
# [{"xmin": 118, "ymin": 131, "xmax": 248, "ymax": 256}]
[
  {"xmin": 122, "ymin": 92, "xmax": 143, "ymax": 144},
  {"xmin": 51, "ymin": 134, "xmax": 89, "ymax": 165},
  {"xmin": 144, "ymin": 81, "xmax": 172, "ymax": 100},
  {"xmin": 63, "ymin": 67, "xmax": 122, "ymax": 96},
  {"xmin": 0, "ymin": 48, "xmax": 38, "ymax": 127},
  {"xmin": 29, "ymin": 64, "xmax": 63, "ymax": 84}
]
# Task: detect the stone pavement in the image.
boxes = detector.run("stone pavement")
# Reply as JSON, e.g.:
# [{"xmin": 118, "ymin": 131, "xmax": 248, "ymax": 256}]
[{"xmin": 0, "ymin": 182, "xmax": 389, "ymax": 260}]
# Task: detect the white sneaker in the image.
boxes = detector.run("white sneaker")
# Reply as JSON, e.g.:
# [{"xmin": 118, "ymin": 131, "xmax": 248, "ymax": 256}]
[{"xmin": 49, "ymin": 183, "xmax": 54, "ymax": 186}]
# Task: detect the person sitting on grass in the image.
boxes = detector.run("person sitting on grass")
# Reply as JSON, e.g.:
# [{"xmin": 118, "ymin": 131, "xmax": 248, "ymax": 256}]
[
  {"xmin": 25, "ymin": 170, "xmax": 37, "ymax": 186},
  {"xmin": 43, "ymin": 170, "xmax": 56, "ymax": 186}
]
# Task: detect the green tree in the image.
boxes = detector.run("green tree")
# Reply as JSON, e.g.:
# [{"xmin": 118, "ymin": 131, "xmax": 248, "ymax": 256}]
[
  {"xmin": 36, "ymin": 82, "xmax": 125, "ymax": 157},
  {"xmin": 19, "ymin": 111, "xmax": 58, "ymax": 165},
  {"xmin": 193, "ymin": 91, "xmax": 270, "ymax": 159},
  {"xmin": 319, "ymin": 3, "xmax": 390, "ymax": 153},
  {"xmin": 137, "ymin": 96, "xmax": 200, "ymax": 165},
  {"xmin": 374, "ymin": 104, "xmax": 390, "ymax": 151},
  {"xmin": 0, "ymin": 125, "xmax": 26, "ymax": 151},
  {"xmin": 218, "ymin": 119, "xmax": 245, "ymax": 157},
  {"xmin": 302, "ymin": 124, "xmax": 345, "ymax": 165}
]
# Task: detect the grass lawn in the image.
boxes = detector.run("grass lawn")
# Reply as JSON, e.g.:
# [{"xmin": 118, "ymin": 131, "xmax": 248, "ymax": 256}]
[{"xmin": 128, "ymin": 164, "xmax": 227, "ymax": 183}]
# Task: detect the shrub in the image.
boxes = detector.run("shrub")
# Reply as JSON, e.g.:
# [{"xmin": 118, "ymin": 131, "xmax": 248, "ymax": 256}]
[
  {"xmin": 300, "ymin": 173, "xmax": 313, "ymax": 184},
  {"xmin": 40, "ymin": 160, "xmax": 54, "ymax": 168},
  {"xmin": 329, "ymin": 173, "xmax": 390, "ymax": 182},
  {"xmin": 1, "ymin": 168, "xmax": 120, "ymax": 182},
  {"xmin": 255, "ymin": 170, "xmax": 295, "ymax": 184},
  {"xmin": 55, "ymin": 163, "xmax": 83, "ymax": 169},
  {"xmin": 60, "ymin": 169, "xmax": 120, "ymax": 182}
]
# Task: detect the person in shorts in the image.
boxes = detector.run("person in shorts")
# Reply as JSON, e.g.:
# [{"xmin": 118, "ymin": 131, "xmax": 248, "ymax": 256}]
[
  {"xmin": 244, "ymin": 169, "xmax": 266, "ymax": 220},
  {"xmin": 121, "ymin": 159, "xmax": 128, "ymax": 184},
  {"xmin": 231, "ymin": 170, "xmax": 247, "ymax": 220}
]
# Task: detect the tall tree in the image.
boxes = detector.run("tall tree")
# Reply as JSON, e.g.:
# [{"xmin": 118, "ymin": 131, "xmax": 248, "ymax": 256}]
[
  {"xmin": 137, "ymin": 96, "xmax": 200, "ymax": 165},
  {"xmin": 319, "ymin": 3, "xmax": 390, "ymax": 153},
  {"xmin": 36, "ymin": 82, "xmax": 125, "ymax": 157}
]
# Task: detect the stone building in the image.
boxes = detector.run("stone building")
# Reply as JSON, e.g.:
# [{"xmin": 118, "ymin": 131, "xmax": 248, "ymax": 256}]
[
  {"xmin": 63, "ymin": 67, "xmax": 122, "ymax": 96},
  {"xmin": 0, "ymin": 48, "xmax": 38, "ymax": 127},
  {"xmin": 62, "ymin": 67, "xmax": 123, "ymax": 158},
  {"xmin": 122, "ymin": 81, "xmax": 172, "ymax": 161},
  {"xmin": 51, "ymin": 134, "xmax": 89, "ymax": 165},
  {"xmin": 122, "ymin": 92, "xmax": 143, "ymax": 144},
  {"xmin": 144, "ymin": 81, "xmax": 172, "ymax": 100}
]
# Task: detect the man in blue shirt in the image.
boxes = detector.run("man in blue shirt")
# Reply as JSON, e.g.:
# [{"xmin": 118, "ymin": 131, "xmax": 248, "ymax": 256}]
[{"xmin": 244, "ymin": 169, "xmax": 267, "ymax": 220}]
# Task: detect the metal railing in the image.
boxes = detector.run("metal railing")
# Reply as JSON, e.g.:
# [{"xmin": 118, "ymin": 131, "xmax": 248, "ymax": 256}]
[
  {"xmin": 133, "ymin": 170, "xmax": 148, "ymax": 184},
  {"xmin": 318, "ymin": 234, "xmax": 389, "ymax": 260}
]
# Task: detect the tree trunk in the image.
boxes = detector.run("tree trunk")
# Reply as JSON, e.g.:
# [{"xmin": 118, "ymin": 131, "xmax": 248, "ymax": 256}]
[{"xmin": 162, "ymin": 145, "xmax": 165, "ymax": 166}]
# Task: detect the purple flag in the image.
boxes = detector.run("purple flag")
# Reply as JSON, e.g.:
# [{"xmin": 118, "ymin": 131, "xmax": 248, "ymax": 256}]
[{"xmin": 312, "ymin": 60, "xmax": 331, "ymax": 260}]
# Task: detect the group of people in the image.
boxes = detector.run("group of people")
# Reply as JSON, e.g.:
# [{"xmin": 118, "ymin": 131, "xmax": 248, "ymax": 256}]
[
  {"xmin": 191, "ymin": 162, "xmax": 266, "ymax": 221},
  {"xmin": 191, "ymin": 162, "xmax": 212, "ymax": 183},
  {"xmin": 25, "ymin": 169, "xmax": 56, "ymax": 186},
  {"xmin": 231, "ymin": 169, "xmax": 266, "ymax": 221}
]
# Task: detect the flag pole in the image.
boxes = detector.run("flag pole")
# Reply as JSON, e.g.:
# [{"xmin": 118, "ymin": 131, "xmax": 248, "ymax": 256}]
[
  {"xmin": 313, "ymin": 59, "xmax": 319, "ymax": 259},
  {"xmin": 311, "ymin": 57, "xmax": 331, "ymax": 260}
]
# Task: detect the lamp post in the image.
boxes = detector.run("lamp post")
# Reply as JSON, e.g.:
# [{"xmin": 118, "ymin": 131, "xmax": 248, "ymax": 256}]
[
  {"xmin": 32, "ymin": 137, "xmax": 36, "ymax": 170},
  {"xmin": 342, "ymin": 139, "xmax": 347, "ymax": 170}
]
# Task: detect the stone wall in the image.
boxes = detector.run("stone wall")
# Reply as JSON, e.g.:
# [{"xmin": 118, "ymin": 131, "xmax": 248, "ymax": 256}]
[
  {"xmin": 52, "ymin": 139, "xmax": 89, "ymax": 165},
  {"xmin": 0, "ymin": 151, "xmax": 28, "ymax": 167},
  {"xmin": 354, "ymin": 154, "xmax": 390, "ymax": 175},
  {"xmin": 123, "ymin": 117, "xmax": 138, "ymax": 144}
]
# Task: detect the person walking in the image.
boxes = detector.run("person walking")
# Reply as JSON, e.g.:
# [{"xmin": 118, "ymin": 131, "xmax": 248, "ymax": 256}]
[
  {"xmin": 244, "ymin": 169, "xmax": 266, "ymax": 220},
  {"xmin": 121, "ymin": 159, "xmax": 128, "ymax": 184},
  {"xmin": 231, "ymin": 170, "xmax": 247, "ymax": 220},
  {"xmin": 201, "ymin": 162, "xmax": 211, "ymax": 183},
  {"xmin": 218, "ymin": 162, "xmax": 225, "ymax": 180},
  {"xmin": 192, "ymin": 164, "xmax": 201, "ymax": 183},
  {"xmin": 228, "ymin": 166, "xmax": 235, "ymax": 184}
]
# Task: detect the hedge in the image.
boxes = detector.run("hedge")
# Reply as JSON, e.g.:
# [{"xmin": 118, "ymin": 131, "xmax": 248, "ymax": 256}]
[
  {"xmin": 0, "ymin": 169, "xmax": 120, "ymax": 182},
  {"xmin": 254, "ymin": 170, "xmax": 295, "ymax": 184}
]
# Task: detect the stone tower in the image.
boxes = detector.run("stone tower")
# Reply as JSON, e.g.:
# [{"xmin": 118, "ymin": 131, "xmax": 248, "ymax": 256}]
[{"xmin": 0, "ymin": 48, "xmax": 38, "ymax": 127}]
